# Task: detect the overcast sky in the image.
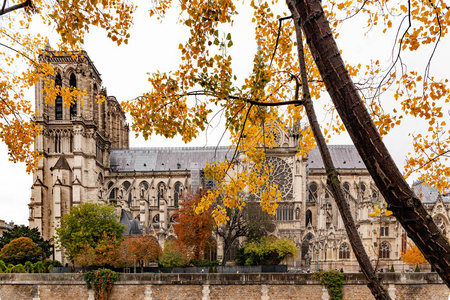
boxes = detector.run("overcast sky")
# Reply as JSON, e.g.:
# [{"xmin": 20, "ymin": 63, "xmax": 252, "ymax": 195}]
[{"xmin": 0, "ymin": 2, "xmax": 448, "ymax": 225}]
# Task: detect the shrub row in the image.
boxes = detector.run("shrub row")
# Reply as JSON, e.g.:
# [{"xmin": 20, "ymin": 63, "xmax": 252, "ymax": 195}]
[{"xmin": 0, "ymin": 260, "xmax": 61, "ymax": 273}]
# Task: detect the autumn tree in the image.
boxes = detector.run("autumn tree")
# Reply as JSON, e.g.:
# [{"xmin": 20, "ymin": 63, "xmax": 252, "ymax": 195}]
[
  {"xmin": 0, "ymin": 0, "xmax": 135, "ymax": 171},
  {"xmin": 55, "ymin": 203, "xmax": 125, "ymax": 262},
  {"xmin": 174, "ymin": 190, "xmax": 216, "ymax": 260},
  {"xmin": 401, "ymin": 241, "xmax": 428, "ymax": 270},
  {"xmin": 0, "ymin": 225, "xmax": 52, "ymax": 260},
  {"xmin": 158, "ymin": 240, "xmax": 189, "ymax": 268},
  {"xmin": 121, "ymin": 0, "xmax": 450, "ymax": 292},
  {"xmin": 0, "ymin": 237, "xmax": 43, "ymax": 265},
  {"xmin": 120, "ymin": 235, "xmax": 162, "ymax": 271},
  {"xmin": 217, "ymin": 200, "xmax": 275, "ymax": 265}
]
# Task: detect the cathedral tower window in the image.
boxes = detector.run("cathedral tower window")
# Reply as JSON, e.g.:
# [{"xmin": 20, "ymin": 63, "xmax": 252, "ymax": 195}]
[
  {"xmin": 339, "ymin": 243, "xmax": 350, "ymax": 259},
  {"xmin": 55, "ymin": 74, "xmax": 63, "ymax": 120},
  {"xmin": 380, "ymin": 226, "xmax": 389, "ymax": 237},
  {"xmin": 54, "ymin": 133, "xmax": 61, "ymax": 153},
  {"xmin": 69, "ymin": 73, "xmax": 77, "ymax": 118},
  {"xmin": 379, "ymin": 242, "xmax": 390, "ymax": 259}
]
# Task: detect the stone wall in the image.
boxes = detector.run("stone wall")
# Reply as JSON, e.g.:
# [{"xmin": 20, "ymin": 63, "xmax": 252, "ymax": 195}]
[{"xmin": 0, "ymin": 273, "xmax": 448, "ymax": 300}]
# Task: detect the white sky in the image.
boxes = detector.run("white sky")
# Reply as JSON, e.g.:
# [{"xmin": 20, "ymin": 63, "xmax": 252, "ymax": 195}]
[{"xmin": 0, "ymin": 2, "xmax": 448, "ymax": 225}]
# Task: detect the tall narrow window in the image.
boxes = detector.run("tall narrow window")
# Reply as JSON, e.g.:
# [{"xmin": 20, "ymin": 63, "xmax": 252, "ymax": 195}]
[
  {"xmin": 54, "ymin": 133, "xmax": 61, "ymax": 153},
  {"xmin": 55, "ymin": 74, "xmax": 63, "ymax": 120},
  {"xmin": 69, "ymin": 133, "xmax": 73, "ymax": 152},
  {"xmin": 69, "ymin": 73, "xmax": 77, "ymax": 118},
  {"xmin": 306, "ymin": 209, "xmax": 312, "ymax": 226},
  {"xmin": 174, "ymin": 183, "xmax": 182, "ymax": 207}
]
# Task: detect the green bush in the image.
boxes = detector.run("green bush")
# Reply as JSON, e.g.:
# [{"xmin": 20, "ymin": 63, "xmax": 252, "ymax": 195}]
[
  {"xmin": 84, "ymin": 269, "xmax": 119, "ymax": 300},
  {"xmin": 390, "ymin": 265, "xmax": 395, "ymax": 272},
  {"xmin": 237, "ymin": 236, "xmax": 297, "ymax": 265},
  {"xmin": 0, "ymin": 260, "xmax": 6, "ymax": 272},
  {"xmin": 0, "ymin": 237, "xmax": 44, "ymax": 265},
  {"xmin": 313, "ymin": 270, "xmax": 344, "ymax": 300},
  {"xmin": 33, "ymin": 261, "xmax": 45, "ymax": 273},
  {"xmin": 158, "ymin": 241, "xmax": 188, "ymax": 268}
]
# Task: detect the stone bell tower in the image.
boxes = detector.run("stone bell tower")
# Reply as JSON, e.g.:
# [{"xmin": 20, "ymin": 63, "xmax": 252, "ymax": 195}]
[{"xmin": 29, "ymin": 50, "xmax": 129, "ymax": 261}]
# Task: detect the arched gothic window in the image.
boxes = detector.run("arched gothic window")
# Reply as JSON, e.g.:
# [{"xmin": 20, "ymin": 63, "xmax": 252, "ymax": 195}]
[
  {"xmin": 372, "ymin": 190, "xmax": 378, "ymax": 202},
  {"xmin": 174, "ymin": 182, "xmax": 182, "ymax": 207},
  {"xmin": 308, "ymin": 182, "xmax": 318, "ymax": 202},
  {"xmin": 339, "ymin": 243, "xmax": 350, "ymax": 259},
  {"xmin": 379, "ymin": 242, "xmax": 390, "ymax": 259},
  {"xmin": 433, "ymin": 216, "xmax": 447, "ymax": 236},
  {"xmin": 55, "ymin": 74, "xmax": 63, "ymax": 120},
  {"xmin": 305, "ymin": 209, "xmax": 312, "ymax": 226},
  {"xmin": 107, "ymin": 182, "xmax": 115, "ymax": 200},
  {"xmin": 69, "ymin": 73, "xmax": 77, "ymax": 118},
  {"xmin": 140, "ymin": 181, "xmax": 149, "ymax": 197},
  {"xmin": 122, "ymin": 181, "xmax": 131, "ymax": 191}
]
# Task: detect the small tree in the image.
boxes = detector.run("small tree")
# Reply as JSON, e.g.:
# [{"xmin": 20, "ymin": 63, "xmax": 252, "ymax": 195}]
[
  {"xmin": 174, "ymin": 191, "xmax": 216, "ymax": 260},
  {"xmin": 55, "ymin": 203, "xmax": 125, "ymax": 262},
  {"xmin": 0, "ymin": 237, "xmax": 44, "ymax": 265},
  {"xmin": 159, "ymin": 240, "xmax": 188, "ymax": 268},
  {"xmin": 237, "ymin": 236, "xmax": 297, "ymax": 265},
  {"xmin": 120, "ymin": 235, "xmax": 162, "ymax": 271},
  {"xmin": 0, "ymin": 226, "xmax": 52, "ymax": 260},
  {"xmin": 401, "ymin": 240, "xmax": 428, "ymax": 271}
]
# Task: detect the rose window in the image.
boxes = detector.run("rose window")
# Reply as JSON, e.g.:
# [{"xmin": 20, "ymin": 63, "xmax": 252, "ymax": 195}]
[{"xmin": 256, "ymin": 157, "xmax": 293, "ymax": 200}]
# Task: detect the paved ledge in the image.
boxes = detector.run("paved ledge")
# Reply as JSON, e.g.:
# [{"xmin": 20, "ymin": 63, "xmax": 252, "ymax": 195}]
[{"xmin": 0, "ymin": 272, "xmax": 444, "ymax": 285}]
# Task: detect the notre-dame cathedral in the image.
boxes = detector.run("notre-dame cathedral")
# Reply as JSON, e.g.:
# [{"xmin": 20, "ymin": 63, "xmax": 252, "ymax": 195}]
[{"xmin": 29, "ymin": 51, "xmax": 449, "ymax": 271}]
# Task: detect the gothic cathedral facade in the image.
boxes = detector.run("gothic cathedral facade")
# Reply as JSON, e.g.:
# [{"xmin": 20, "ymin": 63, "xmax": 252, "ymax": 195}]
[{"xmin": 29, "ymin": 51, "xmax": 449, "ymax": 271}]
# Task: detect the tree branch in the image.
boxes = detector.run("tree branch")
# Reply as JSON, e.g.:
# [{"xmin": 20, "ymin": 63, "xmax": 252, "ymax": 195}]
[{"xmin": 0, "ymin": 0, "xmax": 33, "ymax": 16}]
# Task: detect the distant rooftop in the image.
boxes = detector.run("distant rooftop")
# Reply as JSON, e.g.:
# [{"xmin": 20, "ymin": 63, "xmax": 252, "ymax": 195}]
[
  {"xmin": 110, "ymin": 146, "xmax": 233, "ymax": 172},
  {"xmin": 111, "ymin": 145, "xmax": 368, "ymax": 172},
  {"xmin": 413, "ymin": 181, "xmax": 450, "ymax": 203},
  {"xmin": 307, "ymin": 145, "xmax": 366, "ymax": 169}
]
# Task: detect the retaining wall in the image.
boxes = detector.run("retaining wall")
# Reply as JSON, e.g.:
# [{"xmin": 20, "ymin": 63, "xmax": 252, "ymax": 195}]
[{"xmin": 0, "ymin": 272, "xmax": 448, "ymax": 300}]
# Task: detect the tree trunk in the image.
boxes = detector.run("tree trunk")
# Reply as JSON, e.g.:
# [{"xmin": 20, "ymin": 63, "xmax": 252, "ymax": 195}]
[
  {"xmin": 292, "ymin": 0, "xmax": 450, "ymax": 286},
  {"xmin": 287, "ymin": 2, "xmax": 391, "ymax": 298}
]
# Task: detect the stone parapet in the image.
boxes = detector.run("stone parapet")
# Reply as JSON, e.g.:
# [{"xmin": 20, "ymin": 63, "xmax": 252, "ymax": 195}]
[{"xmin": 0, "ymin": 273, "xmax": 448, "ymax": 300}]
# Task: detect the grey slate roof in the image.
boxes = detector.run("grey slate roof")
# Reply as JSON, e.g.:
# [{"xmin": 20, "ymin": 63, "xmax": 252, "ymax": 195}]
[
  {"xmin": 110, "ymin": 146, "xmax": 233, "ymax": 172},
  {"xmin": 412, "ymin": 181, "xmax": 450, "ymax": 203},
  {"xmin": 307, "ymin": 145, "xmax": 366, "ymax": 169}
]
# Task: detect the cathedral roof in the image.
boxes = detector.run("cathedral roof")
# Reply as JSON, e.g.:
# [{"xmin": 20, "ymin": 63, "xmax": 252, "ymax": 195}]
[
  {"xmin": 413, "ymin": 181, "xmax": 450, "ymax": 203},
  {"xmin": 307, "ymin": 145, "xmax": 366, "ymax": 169},
  {"xmin": 110, "ymin": 146, "xmax": 233, "ymax": 172}
]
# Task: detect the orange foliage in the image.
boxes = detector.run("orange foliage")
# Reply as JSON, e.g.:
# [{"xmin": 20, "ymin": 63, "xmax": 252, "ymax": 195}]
[
  {"xmin": 174, "ymin": 191, "xmax": 216, "ymax": 260},
  {"xmin": 401, "ymin": 240, "xmax": 428, "ymax": 266},
  {"xmin": 120, "ymin": 234, "xmax": 162, "ymax": 267},
  {"xmin": 0, "ymin": 0, "xmax": 134, "ymax": 172}
]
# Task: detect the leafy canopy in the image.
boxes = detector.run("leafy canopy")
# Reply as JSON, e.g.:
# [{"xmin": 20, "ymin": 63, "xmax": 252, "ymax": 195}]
[
  {"xmin": 237, "ymin": 236, "xmax": 297, "ymax": 265},
  {"xmin": 123, "ymin": 0, "xmax": 450, "ymax": 223},
  {"xmin": 55, "ymin": 202, "xmax": 125, "ymax": 261},
  {"xmin": 0, "ymin": 237, "xmax": 44, "ymax": 265},
  {"xmin": 0, "ymin": 0, "xmax": 135, "ymax": 171},
  {"xmin": 174, "ymin": 190, "xmax": 216, "ymax": 260},
  {"xmin": 0, "ymin": 225, "xmax": 52, "ymax": 259}
]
